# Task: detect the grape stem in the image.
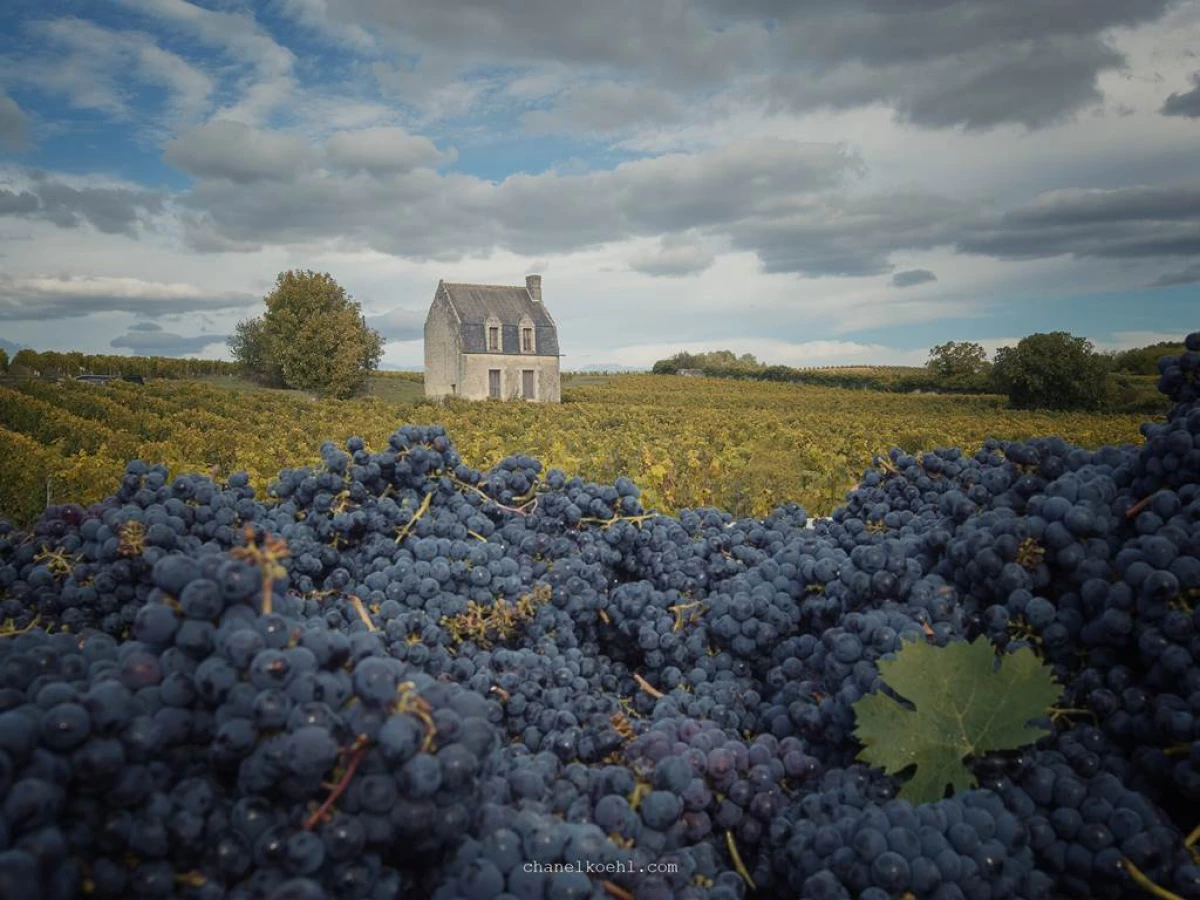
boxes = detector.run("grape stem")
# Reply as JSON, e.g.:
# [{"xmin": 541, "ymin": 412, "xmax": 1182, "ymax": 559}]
[
  {"xmin": 1125, "ymin": 491, "xmax": 1165, "ymax": 519},
  {"xmin": 347, "ymin": 594, "xmax": 377, "ymax": 632},
  {"xmin": 1185, "ymin": 823, "xmax": 1200, "ymax": 848},
  {"xmin": 230, "ymin": 525, "xmax": 289, "ymax": 616},
  {"xmin": 450, "ymin": 477, "xmax": 537, "ymax": 516},
  {"xmin": 578, "ymin": 513, "xmax": 659, "ymax": 529},
  {"xmin": 0, "ymin": 615, "xmax": 42, "ymax": 638},
  {"xmin": 725, "ymin": 830, "xmax": 757, "ymax": 891},
  {"xmin": 393, "ymin": 491, "xmax": 434, "ymax": 543},
  {"xmin": 633, "ymin": 673, "xmax": 664, "ymax": 699},
  {"xmin": 599, "ymin": 880, "xmax": 633, "ymax": 900},
  {"xmin": 303, "ymin": 736, "xmax": 370, "ymax": 831},
  {"xmin": 1121, "ymin": 857, "xmax": 1184, "ymax": 900}
]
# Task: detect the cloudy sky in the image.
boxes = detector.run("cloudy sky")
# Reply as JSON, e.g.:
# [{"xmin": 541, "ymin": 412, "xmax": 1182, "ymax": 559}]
[{"xmin": 1, "ymin": 0, "xmax": 1198, "ymax": 369}]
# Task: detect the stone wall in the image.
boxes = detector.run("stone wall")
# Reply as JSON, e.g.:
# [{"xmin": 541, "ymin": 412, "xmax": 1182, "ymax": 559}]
[
  {"xmin": 460, "ymin": 353, "xmax": 561, "ymax": 402},
  {"xmin": 423, "ymin": 291, "xmax": 462, "ymax": 399}
]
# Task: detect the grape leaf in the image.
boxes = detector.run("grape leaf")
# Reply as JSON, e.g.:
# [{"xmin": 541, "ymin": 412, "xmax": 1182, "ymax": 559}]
[{"xmin": 853, "ymin": 636, "xmax": 1062, "ymax": 804}]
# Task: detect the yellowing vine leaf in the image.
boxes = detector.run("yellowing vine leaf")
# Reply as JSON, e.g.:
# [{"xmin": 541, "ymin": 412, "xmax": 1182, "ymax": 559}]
[{"xmin": 853, "ymin": 637, "xmax": 1062, "ymax": 804}]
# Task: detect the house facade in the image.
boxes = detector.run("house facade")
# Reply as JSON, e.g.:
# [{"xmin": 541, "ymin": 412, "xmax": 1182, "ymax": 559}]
[{"xmin": 424, "ymin": 275, "xmax": 562, "ymax": 402}]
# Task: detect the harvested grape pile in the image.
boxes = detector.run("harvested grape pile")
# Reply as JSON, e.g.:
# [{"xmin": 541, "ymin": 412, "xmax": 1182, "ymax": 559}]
[{"xmin": 1, "ymin": 334, "xmax": 1199, "ymax": 900}]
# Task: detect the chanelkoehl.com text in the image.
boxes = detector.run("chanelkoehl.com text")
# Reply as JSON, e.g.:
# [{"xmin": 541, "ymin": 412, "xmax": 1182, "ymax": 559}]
[{"xmin": 522, "ymin": 861, "xmax": 680, "ymax": 875}]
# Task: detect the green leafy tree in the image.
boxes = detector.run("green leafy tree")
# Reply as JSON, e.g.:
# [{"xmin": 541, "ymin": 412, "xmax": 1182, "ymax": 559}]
[
  {"xmin": 651, "ymin": 349, "xmax": 762, "ymax": 374},
  {"xmin": 230, "ymin": 270, "xmax": 384, "ymax": 399},
  {"xmin": 926, "ymin": 341, "xmax": 988, "ymax": 380},
  {"xmin": 0, "ymin": 348, "xmax": 7, "ymax": 373},
  {"xmin": 228, "ymin": 318, "xmax": 282, "ymax": 386},
  {"xmin": 10, "ymin": 348, "xmax": 39, "ymax": 375},
  {"xmin": 992, "ymin": 332, "xmax": 1111, "ymax": 411},
  {"xmin": 1109, "ymin": 341, "xmax": 1186, "ymax": 375}
]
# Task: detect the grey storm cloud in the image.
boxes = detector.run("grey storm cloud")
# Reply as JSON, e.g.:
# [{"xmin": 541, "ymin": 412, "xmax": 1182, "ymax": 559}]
[
  {"xmin": 178, "ymin": 213, "xmax": 264, "ymax": 254},
  {"xmin": 294, "ymin": 0, "xmax": 1170, "ymax": 131},
  {"xmin": 164, "ymin": 120, "xmax": 314, "ymax": 183},
  {"xmin": 1161, "ymin": 73, "xmax": 1200, "ymax": 118},
  {"xmin": 756, "ymin": 0, "xmax": 1166, "ymax": 69},
  {"xmin": 127, "ymin": 321, "xmax": 164, "ymax": 332},
  {"xmin": 1150, "ymin": 262, "xmax": 1200, "ymax": 287},
  {"xmin": 163, "ymin": 109, "xmax": 1200, "ymax": 281},
  {"xmin": 762, "ymin": 34, "xmax": 1124, "ymax": 131},
  {"xmin": 110, "ymin": 330, "xmax": 229, "ymax": 355},
  {"xmin": 724, "ymin": 189, "xmax": 976, "ymax": 277},
  {"xmin": 891, "ymin": 268, "xmax": 937, "ymax": 288},
  {"xmin": 363, "ymin": 306, "xmax": 426, "ymax": 341},
  {"xmin": 0, "ymin": 190, "xmax": 39, "ymax": 214},
  {"xmin": 174, "ymin": 136, "xmax": 860, "ymax": 261},
  {"xmin": 0, "ymin": 274, "xmax": 259, "ymax": 320},
  {"xmin": 0, "ymin": 172, "xmax": 164, "ymax": 236},
  {"xmin": 955, "ymin": 183, "xmax": 1200, "ymax": 260},
  {"xmin": 166, "ymin": 113, "xmax": 1200, "ymax": 279}
]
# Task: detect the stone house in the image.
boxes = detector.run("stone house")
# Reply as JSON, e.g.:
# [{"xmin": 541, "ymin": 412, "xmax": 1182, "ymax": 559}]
[{"xmin": 423, "ymin": 275, "xmax": 562, "ymax": 402}]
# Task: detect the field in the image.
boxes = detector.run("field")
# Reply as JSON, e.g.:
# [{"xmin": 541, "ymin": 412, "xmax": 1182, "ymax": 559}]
[{"xmin": 0, "ymin": 373, "xmax": 1152, "ymax": 525}]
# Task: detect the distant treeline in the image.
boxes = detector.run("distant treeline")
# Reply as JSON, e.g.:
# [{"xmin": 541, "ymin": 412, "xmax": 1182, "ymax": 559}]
[
  {"xmin": 0, "ymin": 349, "xmax": 432, "ymax": 383},
  {"xmin": 1106, "ymin": 341, "xmax": 1188, "ymax": 375},
  {"xmin": 0, "ymin": 348, "xmax": 239, "ymax": 379},
  {"xmin": 650, "ymin": 343, "xmax": 1170, "ymax": 414},
  {"xmin": 652, "ymin": 351, "xmax": 992, "ymax": 394}
]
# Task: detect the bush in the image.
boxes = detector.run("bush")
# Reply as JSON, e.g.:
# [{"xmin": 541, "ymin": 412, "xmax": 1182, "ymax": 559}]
[{"xmin": 992, "ymin": 332, "xmax": 1111, "ymax": 411}]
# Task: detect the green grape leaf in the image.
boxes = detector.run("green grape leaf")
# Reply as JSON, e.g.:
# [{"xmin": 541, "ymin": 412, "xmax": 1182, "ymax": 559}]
[{"xmin": 853, "ymin": 637, "xmax": 1063, "ymax": 804}]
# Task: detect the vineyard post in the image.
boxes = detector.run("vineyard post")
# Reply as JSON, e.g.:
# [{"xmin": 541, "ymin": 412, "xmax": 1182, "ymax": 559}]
[{"xmin": 46, "ymin": 475, "xmax": 52, "ymax": 509}]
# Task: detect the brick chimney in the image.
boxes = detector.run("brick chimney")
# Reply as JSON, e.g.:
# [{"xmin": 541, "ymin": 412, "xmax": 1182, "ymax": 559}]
[{"xmin": 526, "ymin": 274, "xmax": 542, "ymax": 304}]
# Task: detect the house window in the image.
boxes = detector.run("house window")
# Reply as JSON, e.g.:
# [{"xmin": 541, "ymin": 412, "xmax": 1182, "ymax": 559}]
[
  {"xmin": 522, "ymin": 327, "xmax": 534, "ymax": 353},
  {"xmin": 522, "ymin": 370, "xmax": 535, "ymax": 400},
  {"xmin": 488, "ymin": 326, "xmax": 500, "ymax": 351},
  {"xmin": 488, "ymin": 369, "xmax": 501, "ymax": 398}
]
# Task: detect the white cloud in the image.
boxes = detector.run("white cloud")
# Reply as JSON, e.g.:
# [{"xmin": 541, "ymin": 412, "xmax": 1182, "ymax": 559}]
[
  {"xmin": 0, "ymin": 92, "xmax": 31, "ymax": 152},
  {"xmin": 114, "ymin": 0, "xmax": 296, "ymax": 125},
  {"xmin": 325, "ymin": 126, "xmax": 453, "ymax": 175},
  {"xmin": 164, "ymin": 120, "xmax": 314, "ymax": 183},
  {"xmin": 523, "ymin": 81, "xmax": 687, "ymax": 135},
  {"xmin": 270, "ymin": 0, "xmax": 376, "ymax": 51},
  {"xmin": 371, "ymin": 57, "xmax": 493, "ymax": 122},
  {"xmin": 10, "ymin": 17, "xmax": 214, "ymax": 136},
  {"xmin": 626, "ymin": 233, "xmax": 716, "ymax": 277}
]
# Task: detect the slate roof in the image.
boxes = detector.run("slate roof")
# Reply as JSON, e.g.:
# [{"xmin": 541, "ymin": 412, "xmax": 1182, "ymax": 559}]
[{"xmin": 439, "ymin": 281, "xmax": 560, "ymax": 357}]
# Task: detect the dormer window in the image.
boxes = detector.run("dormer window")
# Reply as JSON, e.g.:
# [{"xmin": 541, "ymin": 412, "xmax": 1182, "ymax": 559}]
[
  {"xmin": 485, "ymin": 315, "xmax": 502, "ymax": 353},
  {"xmin": 518, "ymin": 315, "xmax": 535, "ymax": 354}
]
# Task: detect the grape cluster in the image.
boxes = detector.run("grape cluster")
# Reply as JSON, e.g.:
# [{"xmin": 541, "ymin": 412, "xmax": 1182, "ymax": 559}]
[{"xmin": 2, "ymin": 333, "xmax": 1200, "ymax": 899}]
